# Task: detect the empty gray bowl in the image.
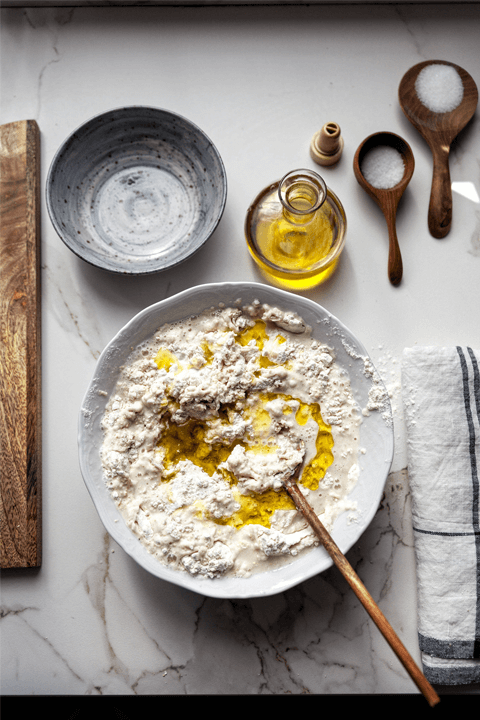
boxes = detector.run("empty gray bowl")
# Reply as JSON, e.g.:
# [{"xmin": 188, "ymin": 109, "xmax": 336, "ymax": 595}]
[{"xmin": 46, "ymin": 106, "xmax": 227, "ymax": 274}]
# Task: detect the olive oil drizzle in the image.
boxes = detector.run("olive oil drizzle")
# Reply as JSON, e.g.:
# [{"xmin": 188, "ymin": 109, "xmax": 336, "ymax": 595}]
[{"xmin": 154, "ymin": 320, "xmax": 334, "ymax": 529}]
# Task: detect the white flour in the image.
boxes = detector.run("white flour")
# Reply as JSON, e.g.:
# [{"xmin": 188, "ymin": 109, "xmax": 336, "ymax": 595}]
[{"xmin": 100, "ymin": 302, "xmax": 362, "ymax": 578}]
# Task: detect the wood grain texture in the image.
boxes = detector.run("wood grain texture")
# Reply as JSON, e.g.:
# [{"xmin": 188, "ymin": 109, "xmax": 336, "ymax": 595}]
[
  {"xmin": 398, "ymin": 60, "xmax": 478, "ymax": 239},
  {"xmin": 0, "ymin": 120, "xmax": 42, "ymax": 568},
  {"xmin": 353, "ymin": 131, "xmax": 415, "ymax": 286}
]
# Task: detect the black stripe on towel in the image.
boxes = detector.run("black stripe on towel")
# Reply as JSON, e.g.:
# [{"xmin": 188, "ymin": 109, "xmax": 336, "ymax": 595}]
[
  {"xmin": 422, "ymin": 660, "xmax": 480, "ymax": 685},
  {"xmin": 468, "ymin": 347, "xmax": 480, "ymax": 529},
  {"xmin": 457, "ymin": 346, "xmax": 480, "ymax": 658},
  {"xmin": 418, "ymin": 632, "xmax": 477, "ymax": 659},
  {"xmin": 467, "ymin": 347, "xmax": 480, "ymax": 658},
  {"xmin": 413, "ymin": 527, "xmax": 480, "ymax": 536}
]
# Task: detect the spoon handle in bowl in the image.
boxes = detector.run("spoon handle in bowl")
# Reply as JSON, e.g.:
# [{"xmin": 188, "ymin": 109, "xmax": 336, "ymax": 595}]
[{"xmin": 428, "ymin": 144, "xmax": 452, "ymax": 238}]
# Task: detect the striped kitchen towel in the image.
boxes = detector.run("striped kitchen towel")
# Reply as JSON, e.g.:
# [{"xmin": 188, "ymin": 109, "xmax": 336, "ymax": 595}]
[{"xmin": 402, "ymin": 347, "xmax": 480, "ymax": 685}]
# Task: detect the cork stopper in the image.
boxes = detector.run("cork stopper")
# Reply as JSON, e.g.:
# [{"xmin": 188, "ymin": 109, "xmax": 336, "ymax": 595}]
[{"xmin": 310, "ymin": 122, "xmax": 344, "ymax": 166}]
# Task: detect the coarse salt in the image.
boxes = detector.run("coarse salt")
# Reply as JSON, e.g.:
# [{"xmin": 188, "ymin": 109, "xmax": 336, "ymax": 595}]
[
  {"xmin": 415, "ymin": 63, "xmax": 464, "ymax": 114},
  {"xmin": 361, "ymin": 146, "xmax": 405, "ymax": 189}
]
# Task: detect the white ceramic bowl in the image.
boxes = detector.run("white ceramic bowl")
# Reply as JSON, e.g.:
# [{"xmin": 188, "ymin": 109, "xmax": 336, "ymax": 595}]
[{"xmin": 79, "ymin": 282, "xmax": 394, "ymax": 598}]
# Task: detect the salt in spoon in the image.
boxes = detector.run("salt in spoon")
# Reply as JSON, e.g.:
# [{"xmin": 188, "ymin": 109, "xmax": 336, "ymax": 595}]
[
  {"xmin": 353, "ymin": 131, "xmax": 414, "ymax": 286},
  {"xmin": 398, "ymin": 60, "xmax": 478, "ymax": 239},
  {"xmin": 283, "ymin": 469, "xmax": 440, "ymax": 707}
]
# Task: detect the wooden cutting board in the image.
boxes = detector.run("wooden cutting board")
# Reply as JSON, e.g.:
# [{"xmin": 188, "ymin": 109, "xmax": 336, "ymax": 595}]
[{"xmin": 0, "ymin": 120, "xmax": 42, "ymax": 568}]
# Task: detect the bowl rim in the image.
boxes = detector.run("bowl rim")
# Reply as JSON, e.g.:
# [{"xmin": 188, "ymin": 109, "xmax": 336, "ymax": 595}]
[
  {"xmin": 45, "ymin": 105, "xmax": 228, "ymax": 275},
  {"xmin": 78, "ymin": 281, "xmax": 394, "ymax": 598}
]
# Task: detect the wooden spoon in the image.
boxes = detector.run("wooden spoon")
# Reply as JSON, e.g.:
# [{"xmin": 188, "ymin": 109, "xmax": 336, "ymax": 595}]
[
  {"xmin": 283, "ymin": 475, "xmax": 440, "ymax": 707},
  {"xmin": 353, "ymin": 131, "xmax": 414, "ymax": 286},
  {"xmin": 398, "ymin": 60, "xmax": 478, "ymax": 239}
]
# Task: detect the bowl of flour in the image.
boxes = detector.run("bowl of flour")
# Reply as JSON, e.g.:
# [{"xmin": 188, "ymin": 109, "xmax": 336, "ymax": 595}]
[{"xmin": 79, "ymin": 282, "xmax": 394, "ymax": 598}]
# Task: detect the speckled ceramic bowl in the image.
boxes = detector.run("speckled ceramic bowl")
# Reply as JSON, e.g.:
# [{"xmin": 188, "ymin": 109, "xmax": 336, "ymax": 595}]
[
  {"xmin": 79, "ymin": 282, "xmax": 394, "ymax": 599},
  {"xmin": 46, "ymin": 107, "xmax": 227, "ymax": 274}
]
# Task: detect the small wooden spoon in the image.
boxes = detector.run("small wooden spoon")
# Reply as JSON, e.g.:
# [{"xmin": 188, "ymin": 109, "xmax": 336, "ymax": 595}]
[
  {"xmin": 398, "ymin": 60, "xmax": 478, "ymax": 239},
  {"xmin": 283, "ymin": 475, "xmax": 440, "ymax": 707},
  {"xmin": 353, "ymin": 131, "xmax": 414, "ymax": 286}
]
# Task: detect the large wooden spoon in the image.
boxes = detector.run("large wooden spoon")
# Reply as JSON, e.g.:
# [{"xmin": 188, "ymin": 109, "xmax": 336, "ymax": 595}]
[
  {"xmin": 353, "ymin": 131, "xmax": 414, "ymax": 286},
  {"xmin": 283, "ymin": 475, "xmax": 440, "ymax": 707},
  {"xmin": 398, "ymin": 60, "xmax": 478, "ymax": 239}
]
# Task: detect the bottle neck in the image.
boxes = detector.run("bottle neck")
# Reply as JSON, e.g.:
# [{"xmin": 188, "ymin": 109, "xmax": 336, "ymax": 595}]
[{"xmin": 278, "ymin": 169, "xmax": 327, "ymax": 224}]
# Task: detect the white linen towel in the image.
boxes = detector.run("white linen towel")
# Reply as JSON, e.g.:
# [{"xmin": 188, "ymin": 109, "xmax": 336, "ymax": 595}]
[{"xmin": 402, "ymin": 346, "xmax": 480, "ymax": 685}]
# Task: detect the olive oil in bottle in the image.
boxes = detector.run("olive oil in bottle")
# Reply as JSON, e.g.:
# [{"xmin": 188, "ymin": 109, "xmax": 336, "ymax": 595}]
[{"xmin": 245, "ymin": 169, "xmax": 346, "ymax": 290}]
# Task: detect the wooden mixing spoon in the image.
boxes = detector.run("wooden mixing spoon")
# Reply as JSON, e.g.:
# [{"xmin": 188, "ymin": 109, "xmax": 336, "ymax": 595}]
[
  {"xmin": 353, "ymin": 132, "xmax": 415, "ymax": 286},
  {"xmin": 283, "ymin": 473, "xmax": 440, "ymax": 707},
  {"xmin": 398, "ymin": 60, "xmax": 478, "ymax": 239}
]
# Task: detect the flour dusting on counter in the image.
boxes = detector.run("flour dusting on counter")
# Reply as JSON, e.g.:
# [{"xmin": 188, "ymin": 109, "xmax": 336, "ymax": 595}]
[{"xmin": 100, "ymin": 302, "xmax": 363, "ymax": 579}]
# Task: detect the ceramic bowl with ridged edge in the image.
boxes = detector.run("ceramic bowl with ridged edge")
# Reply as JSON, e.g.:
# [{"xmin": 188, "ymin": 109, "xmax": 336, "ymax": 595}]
[
  {"xmin": 46, "ymin": 106, "xmax": 227, "ymax": 274},
  {"xmin": 78, "ymin": 282, "xmax": 394, "ymax": 599}
]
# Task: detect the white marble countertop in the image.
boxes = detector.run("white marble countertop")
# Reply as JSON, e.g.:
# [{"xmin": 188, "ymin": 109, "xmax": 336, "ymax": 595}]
[{"xmin": 1, "ymin": 2, "xmax": 479, "ymax": 701}]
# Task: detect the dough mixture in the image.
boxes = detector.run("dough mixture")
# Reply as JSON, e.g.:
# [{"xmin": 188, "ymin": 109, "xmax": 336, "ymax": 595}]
[{"xmin": 100, "ymin": 300, "xmax": 362, "ymax": 579}]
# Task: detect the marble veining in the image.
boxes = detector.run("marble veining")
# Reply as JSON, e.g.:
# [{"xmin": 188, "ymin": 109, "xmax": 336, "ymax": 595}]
[
  {"xmin": 0, "ymin": 469, "xmax": 419, "ymax": 695},
  {"xmin": 1, "ymin": 3, "xmax": 479, "ymax": 697}
]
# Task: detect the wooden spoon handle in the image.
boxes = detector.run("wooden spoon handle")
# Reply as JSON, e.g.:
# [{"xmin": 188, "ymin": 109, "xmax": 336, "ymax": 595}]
[
  {"xmin": 428, "ymin": 145, "xmax": 452, "ymax": 239},
  {"xmin": 386, "ymin": 216, "xmax": 403, "ymax": 286},
  {"xmin": 284, "ymin": 481, "xmax": 440, "ymax": 707}
]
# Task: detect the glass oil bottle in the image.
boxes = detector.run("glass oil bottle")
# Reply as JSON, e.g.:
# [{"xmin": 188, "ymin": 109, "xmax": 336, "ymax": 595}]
[{"xmin": 244, "ymin": 169, "xmax": 346, "ymax": 290}]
